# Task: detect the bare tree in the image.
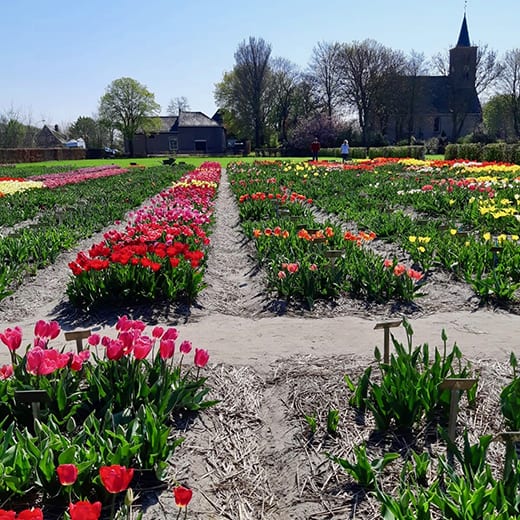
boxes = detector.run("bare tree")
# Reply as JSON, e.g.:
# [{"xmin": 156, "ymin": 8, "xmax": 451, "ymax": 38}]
[
  {"xmin": 234, "ymin": 37, "xmax": 272, "ymax": 148},
  {"xmin": 167, "ymin": 96, "xmax": 190, "ymax": 115},
  {"xmin": 339, "ymin": 39, "xmax": 405, "ymax": 146},
  {"xmin": 308, "ymin": 41, "xmax": 343, "ymax": 117},
  {"xmin": 266, "ymin": 57, "xmax": 300, "ymax": 144},
  {"xmin": 497, "ymin": 48, "xmax": 520, "ymax": 138}
]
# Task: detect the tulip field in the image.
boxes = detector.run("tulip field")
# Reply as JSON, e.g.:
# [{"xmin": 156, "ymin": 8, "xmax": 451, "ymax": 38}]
[{"xmin": 1, "ymin": 157, "xmax": 520, "ymax": 518}]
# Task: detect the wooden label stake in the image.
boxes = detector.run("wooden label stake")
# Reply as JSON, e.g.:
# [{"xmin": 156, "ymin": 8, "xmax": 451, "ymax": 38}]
[
  {"xmin": 439, "ymin": 378, "xmax": 478, "ymax": 442},
  {"xmin": 15, "ymin": 389, "xmax": 49, "ymax": 422},
  {"xmin": 374, "ymin": 320, "xmax": 402, "ymax": 363},
  {"xmin": 492, "ymin": 431, "xmax": 520, "ymax": 479},
  {"xmin": 64, "ymin": 329, "xmax": 91, "ymax": 353},
  {"xmin": 324, "ymin": 249, "xmax": 343, "ymax": 268}
]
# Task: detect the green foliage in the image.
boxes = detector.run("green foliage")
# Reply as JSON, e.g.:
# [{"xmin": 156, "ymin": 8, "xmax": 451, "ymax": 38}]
[
  {"xmin": 346, "ymin": 320, "xmax": 474, "ymax": 432},
  {"xmin": 500, "ymin": 352, "xmax": 520, "ymax": 431},
  {"xmin": 328, "ymin": 443, "xmax": 399, "ymax": 490}
]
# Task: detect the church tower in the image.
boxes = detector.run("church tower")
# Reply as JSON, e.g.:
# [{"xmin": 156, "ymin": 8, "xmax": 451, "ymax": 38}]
[{"xmin": 449, "ymin": 14, "xmax": 477, "ymax": 89}]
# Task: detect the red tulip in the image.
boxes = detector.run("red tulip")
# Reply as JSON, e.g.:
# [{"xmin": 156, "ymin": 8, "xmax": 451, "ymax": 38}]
[
  {"xmin": 69, "ymin": 501, "xmax": 102, "ymax": 520},
  {"xmin": 0, "ymin": 326, "xmax": 23, "ymax": 352},
  {"xmin": 0, "ymin": 510, "xmax": 16, "ymax": 520},
  {"xmin": 174, "ymin": 485, "xmax": 193, "ymax": 507},
  {"xmin": 57, "ymin": 463, "xmax": 79, "ymax": 485},
  {"xmin": 99, "ymin": 465, "xmax": 134, "ymax": 493},
  {"xmin": 17, "ymin": 509, "xmax": 43, "ymax": 520},
  {"xmin": 194, "ymin": 348, "xmax": 209, "ymax": 368}
]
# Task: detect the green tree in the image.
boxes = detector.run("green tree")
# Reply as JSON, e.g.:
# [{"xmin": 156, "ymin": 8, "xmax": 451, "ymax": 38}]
[
  {"xmin": 98, "ymin": 77, "xmax": 160, "ymax": 156},
  {"xmin": 68, "ymin": 116, "xmax": 109, "ymax": 148},
  {"xmin": 483, "ymin": 94, "xmax": 516, "ymax": 140},
  {"xmin": 0, "ymin": 119, "xmax": 26, "ymax": 148}
]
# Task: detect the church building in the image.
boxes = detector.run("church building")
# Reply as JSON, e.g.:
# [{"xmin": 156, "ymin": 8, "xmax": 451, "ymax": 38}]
[{"xmin": 387, "ymin": 14, "xmax": 482, "ymax": 144}]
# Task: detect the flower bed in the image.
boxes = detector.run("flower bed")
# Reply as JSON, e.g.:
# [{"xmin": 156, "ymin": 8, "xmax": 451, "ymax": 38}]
[
  {"xmin": 0, "ymin": 319, "xmax": 212, "ymax": 518},
  {"xmin": 67, "ymin": 163, "xmax": 221, "ymax": 309}
]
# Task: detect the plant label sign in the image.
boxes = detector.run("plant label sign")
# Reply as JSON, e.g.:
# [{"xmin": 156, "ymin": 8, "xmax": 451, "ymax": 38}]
[
  {"xmin": 64, "ymin": 329, "xmax": 92, "ymax": 353},
  {"xmin": 374, "ymin": 320, "xmax": 402, "ymax": 363},
  {"xmin": 439, "ymin": 378, "xmax": 478, "ymax": 442}
]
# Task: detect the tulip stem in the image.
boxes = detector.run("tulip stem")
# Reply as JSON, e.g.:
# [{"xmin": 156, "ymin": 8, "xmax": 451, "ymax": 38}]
[{"xmin": 110, "ymin": 494, "xmax": 116, "ymax": 520}]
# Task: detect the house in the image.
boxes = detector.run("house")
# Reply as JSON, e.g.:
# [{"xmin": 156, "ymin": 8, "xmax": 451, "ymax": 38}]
[
  {"xmin": 386, "ymin": 14, "xmax": 482, "ymax": 144},
  {"xmin": 130, "ymin": 111, "xmax": 226, "ymax": 156},
  {"xmin": 35, "ymin": 125, "xmax": 68, "ymax": 148}
]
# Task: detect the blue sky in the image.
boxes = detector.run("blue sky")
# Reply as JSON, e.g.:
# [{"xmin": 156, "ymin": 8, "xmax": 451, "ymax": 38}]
[{"xmin": 1, "ymin": 0, "xmax": 517, "ymax": 127}]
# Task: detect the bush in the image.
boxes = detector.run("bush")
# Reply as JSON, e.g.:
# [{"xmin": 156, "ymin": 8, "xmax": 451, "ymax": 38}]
[
  {"xmin": 319, "ymin": 147, "xmax": 367, "ymax": 159},
  {"xmin": 367, "ymin": 145, "xmax": 424, "ymax": 159}
]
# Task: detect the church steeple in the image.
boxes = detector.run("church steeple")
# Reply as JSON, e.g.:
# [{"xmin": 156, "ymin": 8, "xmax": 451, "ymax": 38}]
[
  {"xmin": 456, "ymin": 14, "xmax": 471, "ymax": 47},
  {"xmin": 449, "ymin": 11, "xmax": 477, "ymax": 89}
]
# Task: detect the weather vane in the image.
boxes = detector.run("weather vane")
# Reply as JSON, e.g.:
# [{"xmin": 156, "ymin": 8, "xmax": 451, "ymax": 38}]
[{"xmin": 464, "ymin": 0, "xmax": 468, "ymax": 14}]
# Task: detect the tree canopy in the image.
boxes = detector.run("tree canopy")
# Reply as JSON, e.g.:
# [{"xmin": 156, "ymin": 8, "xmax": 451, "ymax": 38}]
[{"xmin": 98, "ymin": 77, "xmax": 160, "ymax": 156}]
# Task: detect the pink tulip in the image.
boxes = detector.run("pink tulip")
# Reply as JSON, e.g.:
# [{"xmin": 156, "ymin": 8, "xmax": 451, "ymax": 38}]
[
  {"xmin": 87, "ymin": 334, "xmax": 100, "ymax": 346},
  {"xmin": 133, "ymin": 336, "xmax": 152, "ymax": 360},
  {"xmin": 159, "ymin": 339, "xmax": 175, "ymax": 360},
  {"xmin": 116, "ymin": 315, "xmax": 132, "ymax": 332},
  {"xmin": 70, "ymin": 350, "xmax": 90, "ymax": 371},
  {"xmin": 0, "ymin": 364, "xmax": 13, "ymax": 380},
  {"xmin": 194, "ymin": 348, "xmax": 209, "ymax": 368},
  {"xmin": 162, "ymin": 327, "xmax": 178, "ymax": 341},
  {"xmin": 152, "ymin": 326, "xmax": 164, "ymax": 338},
  {"xmin": 180, "ymin": 340, "xmax": 192, "ymax": 354},
  {"xmin": 26, "ymin": 347, "xmax": 64, "ymax": 376},
  {"xmin": 33, "ymin": 320, "xmax": 60, "ymax": 347},
  {"xmin": 0, "ymin": 326, "xmax": 23, "ymax": 351},
  {"xmin": 106, "ymin": 339, "xmax": 124, "ymax": 360}
]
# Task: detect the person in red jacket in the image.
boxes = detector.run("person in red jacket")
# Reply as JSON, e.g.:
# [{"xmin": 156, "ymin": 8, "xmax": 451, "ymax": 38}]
[{"xmin": 310, "ymin": 137, "xmax": 320, "ymax": 161}]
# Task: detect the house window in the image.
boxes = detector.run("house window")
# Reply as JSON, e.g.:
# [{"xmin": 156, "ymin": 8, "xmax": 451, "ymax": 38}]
[
  {"xmin": 434, "ymin": 117, "xmax": 440, "ymax": 133},
  {"xmin": 168, "ymin": 138, "xmax": 178, "ymax": 151},
  {"xmin": 194, "ymin": 140, "xmax": 207, "ymax": 152}
]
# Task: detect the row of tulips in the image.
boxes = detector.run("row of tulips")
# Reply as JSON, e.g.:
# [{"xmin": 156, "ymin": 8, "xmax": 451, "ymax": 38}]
[
  {"xmin": 268, "ymin": 158, "xmax": 520, "ymax": 304},
  {"xmin": 67, "ymin": 163, "xmax": 221, "ymax": 309},
  {"xmin": 0, "ymin": 470, "xmax": 192, "ymax": 520},
  {"xmin": 0, "ymin": 164, "xmax": 192, "ymax": 302},
  {"xmin": 229, "ymin": 161, "xmax": 425, "ymax": 307},
  {"xmin": 0, "ymin": 166, "xmax": 131, "ymax": 196},
  {"xmin": 0, "ymin": 318, "xmax": 213, "ymax": 513}
]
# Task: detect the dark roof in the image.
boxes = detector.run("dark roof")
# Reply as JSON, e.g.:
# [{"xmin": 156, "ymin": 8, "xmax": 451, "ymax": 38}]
[
  {"xmin": 151, "ymin": 112, "xmax": 222, "ymax": 133},
  {"xmin": 157, "ymin": 116, "xmax": 177, "ymax": 132},
  {"xmin": 412, "ymin": 76, "xmax": 451, "ymax": 113},
  {"xmin": 37, "ymin": 125, "xmax": 68, "ymax": 145},
  {"xmin": 177, "ymin": 111, "xmax": 221, "ymax": 128},
  {"xmin": 456, "ymin": 14, "xmax": 471, "ymax": 47},
  {"xmin": 401, "ymin": 76, "xmax": 481, "ymax": 115}
]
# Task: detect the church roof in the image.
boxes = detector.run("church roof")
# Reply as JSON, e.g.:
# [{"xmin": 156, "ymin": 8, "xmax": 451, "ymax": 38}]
[{"xmin": 456, "ymin": 14, "xmax": 471, "ymax": 47}]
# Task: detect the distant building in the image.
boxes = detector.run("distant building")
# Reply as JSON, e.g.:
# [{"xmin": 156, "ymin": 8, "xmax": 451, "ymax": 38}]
[
  {"xmin": 35, "ymin": 125, "xmax": 68, "ymax": 148},
  {"xmin": 386, "ymin": 14, "xmax": 482, "ymax": 144},
  {"xmin": 130, "ymin": 111, "xmax": 226, "ymax": 156}
]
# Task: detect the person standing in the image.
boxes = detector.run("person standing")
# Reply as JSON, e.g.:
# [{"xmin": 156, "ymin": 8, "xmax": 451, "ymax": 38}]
[
  {"xmin": 340, "ymin": 139, "xmax": 350, "ymax": 163},
  {"xmin": 310, "ymin": 137, "xmax": 321, "ymax": 161}
]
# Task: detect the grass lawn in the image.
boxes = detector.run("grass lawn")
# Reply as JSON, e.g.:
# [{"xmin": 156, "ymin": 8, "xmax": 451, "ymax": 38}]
[{"xmin": 10, "ymin": 154, "xmax": 445, "ymax": 170}]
